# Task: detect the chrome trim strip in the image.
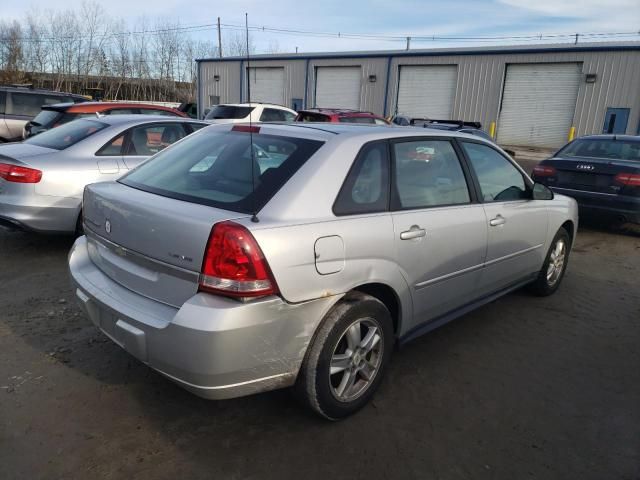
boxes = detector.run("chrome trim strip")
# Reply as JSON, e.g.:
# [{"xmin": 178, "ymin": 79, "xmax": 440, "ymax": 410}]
[
  {"xmin": 552, "ymin": 187, "xmax": 618, "ymax": 197},
  {"xmin": 415, "ymin": 244, "xmax": 543, "ymax": 289},
  {"xmin": 84, "ymin": 226, "xmax": 199, "ymax": 283}
]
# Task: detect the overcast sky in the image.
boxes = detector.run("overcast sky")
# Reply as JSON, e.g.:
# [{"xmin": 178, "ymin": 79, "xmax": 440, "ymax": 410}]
[{"xmin": 3, "ymin": 0, "xmax": 639, "ymax": 53}]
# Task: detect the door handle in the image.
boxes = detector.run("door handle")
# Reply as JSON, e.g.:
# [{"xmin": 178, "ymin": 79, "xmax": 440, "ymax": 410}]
[
  {"xmin": 489, "ymin": 214, "xmax": 506, "ymax": 227},
  {"xmin": 400, "ymin": 225, "xmax": 427, "ymax": 240}
]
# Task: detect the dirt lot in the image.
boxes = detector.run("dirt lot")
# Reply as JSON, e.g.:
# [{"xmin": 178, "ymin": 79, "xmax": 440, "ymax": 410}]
[{"xmin": 1, "ymin": 220, "xmax": 639, "ymax": 479}]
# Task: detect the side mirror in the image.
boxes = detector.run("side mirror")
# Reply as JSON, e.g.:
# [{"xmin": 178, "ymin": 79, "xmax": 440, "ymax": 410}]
[{"xmin": 532, "ymin": 182, "xmax": 554, "ymax": 200}]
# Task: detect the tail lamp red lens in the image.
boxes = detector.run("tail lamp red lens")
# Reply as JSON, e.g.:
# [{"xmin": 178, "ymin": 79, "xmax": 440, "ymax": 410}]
[
  {"xmin": 614, "ymin": 172, "xmax": 640, "ymax": 187},
  {"xmin": 199, "ymin": 221, "xmax": 277, "ymax": 298},
  {"xmin": 532, "ymin": 165, "xmax": 556, "ymax": 177},
  {"xmin": 0, "ymin": 163, "xmax": 42, "ymax": 183}
]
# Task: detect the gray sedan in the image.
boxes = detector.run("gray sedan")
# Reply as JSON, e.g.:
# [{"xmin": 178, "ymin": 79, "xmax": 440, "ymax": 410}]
[
  {"xmin": 0, "ymin": 115, "xmax": 207, "ymax": 233},
  {"xmin": 69, "ymin": 123, "xmax": 578, "ymax": 419}
]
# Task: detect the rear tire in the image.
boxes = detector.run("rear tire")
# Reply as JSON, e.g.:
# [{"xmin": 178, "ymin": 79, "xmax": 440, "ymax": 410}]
[
  {"xmin": 295, "ymin": 292, "xmax": 393, "ymax": 420},
  {"xmin": 529, "ymin": 227, "xmax": 570, "ymax": 296}
]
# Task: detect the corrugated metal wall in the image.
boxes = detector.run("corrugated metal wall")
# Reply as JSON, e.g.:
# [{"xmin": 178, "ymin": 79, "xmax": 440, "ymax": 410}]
[{"xmin": 198, "ymin": 48, "xmax": 640, "ymax": 138}]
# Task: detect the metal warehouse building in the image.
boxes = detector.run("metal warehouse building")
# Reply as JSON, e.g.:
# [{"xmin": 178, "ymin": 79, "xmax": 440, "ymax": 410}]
[{"xmin": 196, "ymin": 42, "xmax": 640, "ymax": 148}]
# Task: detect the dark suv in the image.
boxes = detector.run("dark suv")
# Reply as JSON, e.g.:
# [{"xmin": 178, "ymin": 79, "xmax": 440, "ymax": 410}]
[
  {"xmin": 296, "ymin": 108, "xmax": 390, "ymax": 125},
  {"xmin": 0, "ymin": 85, "xmax": 87, "ymax": 142}
]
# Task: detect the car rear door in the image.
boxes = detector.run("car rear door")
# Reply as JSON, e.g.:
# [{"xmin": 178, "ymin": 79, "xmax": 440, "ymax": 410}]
[
  {"xmin": 390, "ymin": 137, "xmax": 488, "ymax": 327},
  {"xmin": 120, "ymin": 123, "xmax": 189, "ymax": 169},
  {"xmin": 459, "ymin": 140, "xmax": 548, "ymax": 295}
]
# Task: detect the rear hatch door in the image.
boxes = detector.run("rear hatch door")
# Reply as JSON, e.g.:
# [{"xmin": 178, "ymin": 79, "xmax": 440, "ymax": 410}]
[{"xmin": 83, "ymin": 181, "xmax": 248, "ymax": 307}]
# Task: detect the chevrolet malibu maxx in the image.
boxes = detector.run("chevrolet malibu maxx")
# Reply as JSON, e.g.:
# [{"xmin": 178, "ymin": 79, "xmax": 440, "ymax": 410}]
[{"xmin": 69, "ymin": 123, "xmax": 578, "ymax": 419}]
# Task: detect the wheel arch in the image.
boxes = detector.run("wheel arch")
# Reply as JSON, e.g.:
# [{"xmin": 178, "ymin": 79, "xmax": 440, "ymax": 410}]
[{"xmin": 352, "ymin": 282, "xmax": 402, "ymax": 338}]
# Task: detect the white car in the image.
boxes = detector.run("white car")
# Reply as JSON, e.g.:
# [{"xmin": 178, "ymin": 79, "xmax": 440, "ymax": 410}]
[{"xmin": 204, "ymin": 103, "xmax": 297, "ymax": 124}]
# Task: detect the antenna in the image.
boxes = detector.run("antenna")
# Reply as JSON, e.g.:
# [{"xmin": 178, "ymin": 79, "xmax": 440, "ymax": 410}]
[{"xmin": 246, "ymin": 12, "xmax": 259, "ymax": 223}]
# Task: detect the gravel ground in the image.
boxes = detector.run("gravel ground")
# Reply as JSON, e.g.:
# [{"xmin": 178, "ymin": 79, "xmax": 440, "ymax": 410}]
[{"xmin": 1, "ymin": 220, "xmax": 639, "ymax": 480}]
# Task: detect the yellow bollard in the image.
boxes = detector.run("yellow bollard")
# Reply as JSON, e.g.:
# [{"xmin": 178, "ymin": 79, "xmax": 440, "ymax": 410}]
[
  {"xmin": 489, "ymin": 121, "xmax": 496, "ymax": 139},
  {"xmin": 568, "ymin": 126, "xmax": 576, "ymax": 142}
]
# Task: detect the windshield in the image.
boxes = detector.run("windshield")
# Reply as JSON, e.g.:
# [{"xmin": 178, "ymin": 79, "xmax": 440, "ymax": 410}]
[
  {"xmin": 120, "ymin": 130, "xmax": 324, "ymax": 213},
  {"xmin": 558, "ymin": 138, "xmax": 640, "ymax": 162},
  {"xmin": 24, "ymin": 119, "xmax": 108, "ymax": 150},
  {"xmin": 30, "ymin": 110, "xmax": 61, "ymax": 127},
  {"xmin": 205, "ymin": 105, "xmax": 254, "ymax": 120}
]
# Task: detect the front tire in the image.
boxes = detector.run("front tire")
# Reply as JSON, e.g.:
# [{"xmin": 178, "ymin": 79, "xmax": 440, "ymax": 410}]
[
  {"xmin": 530, "ymin": 227, "xmax": 571, "ymax": 296},
  {"xmin": 295, "ymin": 292, "xmax": 393, "ymax": 420}
]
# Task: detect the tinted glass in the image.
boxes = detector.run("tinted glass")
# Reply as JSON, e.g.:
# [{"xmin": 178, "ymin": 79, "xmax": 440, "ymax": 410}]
[
  {"xmin": 24, "ymin": 119, "xmax": 107, "ymax": 150},
  {"xmin": 205, "ymin": 105, "xmax": 254, "ymax": 120},
  {"xmin": 106, "ymin": 109, "xmax": 136, "ymax": 115},
  {"xmin": 126, "ymin": 124, "xmax": 187, "ymax": 156},
  {"xmin": 259, "ymin": 108, "xmax": 289, "ymax": 122},
  {"xmin": 30, "ymin": 110, "xmax": 61, "ymax": 127},
  {"xmin": 297, "ymin": 112, "xmax": 330, "ymax": 122},
  {"xmin": 189, "ymin": 123, "xmax": 207, "ymax": 132},
  {"xmin": 558, "ymin": 138, "xmax": 640, "ymax": 162},
  {"xmin": 334, "ymin": 142, "xmax": 389, "ymax": 215},
  {"xmin": 393, "ymin": 140, "xmax": 470, "ymax": 209},
  {"xmin": 0, "ymin": 91, "xmax": 5, "ymax": 114},
  {"xmin": 339, "ymin": 116, "xmax": 375, "ymax": 124},
  {"xmin": 120, "ymin": 131, "xmax": 324, "ymax": 213},
  {"xmin": 462, "ymin": 142, "xmax": 527, "ymax": 202}
]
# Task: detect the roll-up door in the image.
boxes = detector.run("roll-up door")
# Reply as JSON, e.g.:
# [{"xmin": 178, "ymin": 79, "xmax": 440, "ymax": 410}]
[
  {"xmin": 315, "ymin": 67, "xmax": 361, "ymax": 109},
  {"xmin": 396, "ymin": 65, "xmax": 457, "ymax": 118},
  {"xmin": 247, "ymin": 67, "xmax": 284, "ymax": 105}
]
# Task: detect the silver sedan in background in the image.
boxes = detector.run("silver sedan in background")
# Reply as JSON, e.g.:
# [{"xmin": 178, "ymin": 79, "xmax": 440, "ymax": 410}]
[
  {"xmin": 69, "ymin": 123, "xmax": 578, "ymax": 419},
  {"xmin": 0, "ymin": 115, "xmax": 207, "ymax": 234}
]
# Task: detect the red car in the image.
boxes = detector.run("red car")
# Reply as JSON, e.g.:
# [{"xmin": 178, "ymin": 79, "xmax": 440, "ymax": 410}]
[
  {"xmin": 295, "ymin": 108, "xmax": 390, "ymax": 125},
  {"xmin": 24, "ymin": 102, "xmax": 186, "ymax": 138}
]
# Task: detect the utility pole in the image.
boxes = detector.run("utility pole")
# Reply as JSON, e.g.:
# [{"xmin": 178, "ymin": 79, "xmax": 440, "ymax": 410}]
[
  {"xmin": 217, "ymin": 17, "xmax": 223, "ymax": 58},
  {"xmin": 406, "ymin": 36, "xmax": 411, "ymax": 50},
  {"xmin": 574, "ymin": 33, "xmax": 579, "ymax": 44},
  {"xmin": 295, "ymin": 46, "xmax": 298, "ymax": 54}
]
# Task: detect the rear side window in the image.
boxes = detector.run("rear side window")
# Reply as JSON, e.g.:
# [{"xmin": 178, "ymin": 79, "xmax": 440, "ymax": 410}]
[
  {"xmin": 23, "ymin": 119, "xmax": 107, "ymax": 150},
  {"xmin": 30, "ymin": 110, "xmax": 61, "ymax": 127},
  {"xmin": 392, "ymin": 140, "xmax": 470, "ymax": 209},
  {"xmin": 8, "ymin": 93, "xmax": 68, "ymax": 116},
  {"xmin": 0, "ymin": 91, "xmax": 6, "ymax": 114},
  {"xmin": 205, "ymin": 105, "xmax": 254, "ymax": 120},
  {"xmin": 120, "ymin": 131, "xmax": 324, "ymax": 214},
  {"xmin": 334, "ymin": 142, "xmax": 389, "ymax": 215},
  {"xmin": 260, "ymin": 108, "xmax": 294, "ymax": 122},
  {"xmin": 126, "ymin": 123, "xmax": 187, "ymax": 155},
  {"xmin": 106, "ymin": 109, "xmax": 136, "ymax": 115},
  {"xmin": 140, "ymin": 108, "xmax": 180, "ymax": 117}
]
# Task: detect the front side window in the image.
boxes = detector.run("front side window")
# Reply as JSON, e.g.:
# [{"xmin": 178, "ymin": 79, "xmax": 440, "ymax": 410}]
[
  {"xmin": 8, "ymin": 93, "xmax": 49, "ymax": 117},
  {"xmin": 126, "ymin": 124, "xmax": 188, "ymax": 156},
  {"xmin": 120, "ymin": 131, "xmax": 324, "ymax": 214},
  {"xmin": 462, "ymin": 142, "xmax": 527, "ymax": 202},
  {"xmin": 23, "ymin": 119, "xmax": 107, "ymax": 150},
  {"xmin": 393, "ymin": 140, "xmax": 470, "ymax": 209},
  {"xmin": 334, "ymin": 142, "xmax": 389, "ymax": 215}
]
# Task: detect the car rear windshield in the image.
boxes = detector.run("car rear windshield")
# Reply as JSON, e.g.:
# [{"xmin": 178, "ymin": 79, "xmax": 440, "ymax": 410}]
[
  {"xmin": 23, "ymin": 119, "xmax": 108, "ymax": 150},
  {"xmin": 120, "ymin": 130, "xmax": 324, "ymax": 213},
  {"xmin": 558, "ymin": 138, "xmax": 640, "ymax": 162},
  {"xmin": 205, "ymin": 105, "xmax": 254, "ymax": 120},
  {"xmin": 297, "ymin": 112, "xmax": 331, "ymax": 122},
  {"xmin": 30, "ymin": 109, "xmax": 62, "ymax": 127}
]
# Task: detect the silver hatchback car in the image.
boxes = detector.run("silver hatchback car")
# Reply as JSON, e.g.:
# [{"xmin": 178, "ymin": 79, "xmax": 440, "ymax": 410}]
[
  {"xmin": 69, "ymin": 123, "xmax": 578, "ymax": 419},
  {"xmin": 0, "ymin": 115, "xmax": 206, "ymax": 234}
]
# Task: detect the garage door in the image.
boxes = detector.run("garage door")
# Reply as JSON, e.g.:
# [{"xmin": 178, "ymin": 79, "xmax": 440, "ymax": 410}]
[
  {"xmin": 315, "ymin": 67, "xmax": 361, "ymax": 109},
  {"xmin": 497, "ymin": 63, "xmax": 582, "ymax": 148},
  {"xmin": 396, "ymin": 65, "xmax": 457, "ymax": 118},
  {"xmin": 247, "ymin": 67, "xmax": 284, "ymax": 105}
]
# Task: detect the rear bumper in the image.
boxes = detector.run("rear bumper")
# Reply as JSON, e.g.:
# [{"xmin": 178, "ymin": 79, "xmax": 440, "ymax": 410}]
[
  {"xmin": 0, "ymin": 195, "xmax": 79, "ymax": 233},
  {"xmin": 550, "ymin": 187, "xmax": 640, "ymax": 223},
  {"xmin": 68, "ymin": 236, "xmax": 339, "ymax": 400}
]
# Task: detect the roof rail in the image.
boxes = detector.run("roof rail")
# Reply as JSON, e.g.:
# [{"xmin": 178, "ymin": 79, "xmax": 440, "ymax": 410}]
[{"xmin": 409, "ymin": 118, "xmax": 482, "ymax": 129}]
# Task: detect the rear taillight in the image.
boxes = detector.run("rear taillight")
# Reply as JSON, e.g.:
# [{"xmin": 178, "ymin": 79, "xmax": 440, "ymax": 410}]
[
  {"xmin": 199, "ymin": 221, "xmax": 278, "ymax": 298},
  {"xmin": 532, "ymin": 165, "xmax": 557, "ymax": 177},
  {"xmin": 0, "ymin": 163, "xmax": 42, "ymax": 183},
  {"xmin": 614, "ymin": 172, "xmax": 640, "ymax": 187}
]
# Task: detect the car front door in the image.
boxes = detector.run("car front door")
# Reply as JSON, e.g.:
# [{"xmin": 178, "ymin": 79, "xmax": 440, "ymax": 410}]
[
  {"xmin": 390, "ymin": 138, "xmax": 488, "ymax": 329},
  {"xmin": 120, "ymin": 123, "xmax": 189, "ymax": 169},
  {"xmin": 459, "ymin": 140, "xmax": 548, "ymax": 294}
]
